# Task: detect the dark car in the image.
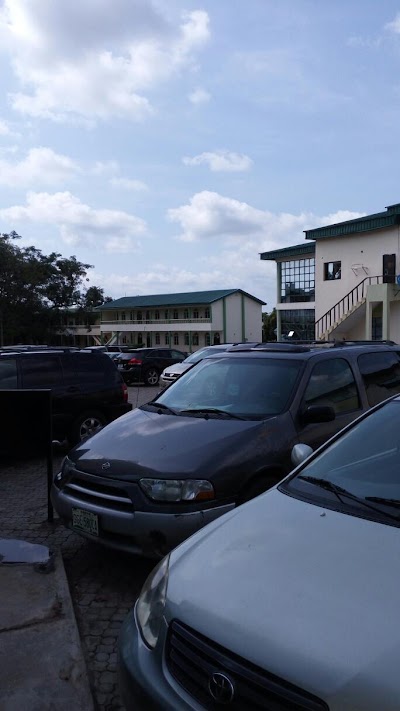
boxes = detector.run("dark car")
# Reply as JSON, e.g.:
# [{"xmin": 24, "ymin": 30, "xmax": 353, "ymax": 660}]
[
  {"xmin": 0, "ymin": 347, "xmax": 132, "ymax": 446},
  {"xmin": 51, "ymin": 340, "xmax": 400, "ymax": 557},
  {"xmin": 115, "ymin": 347, "xmax": 187, "ymax": 386}
]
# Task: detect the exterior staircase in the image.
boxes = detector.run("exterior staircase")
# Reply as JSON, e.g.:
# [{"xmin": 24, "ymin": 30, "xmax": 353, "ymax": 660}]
[{"xmin": 315, "ymin": 276, "xmax": 382, "ymax": 341}]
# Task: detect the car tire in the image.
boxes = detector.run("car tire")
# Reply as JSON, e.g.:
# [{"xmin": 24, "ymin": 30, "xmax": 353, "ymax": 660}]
[
  {"xmin": 69, "ymin": 410, "xmax": 107, "ymax": 445},
  {"xmin": 239, "ymin": 475, "xmax": 278, "ymax": 504},
  {"xmin": 144, "ymin": 368, "xmax": 160, "ymax": 386}
]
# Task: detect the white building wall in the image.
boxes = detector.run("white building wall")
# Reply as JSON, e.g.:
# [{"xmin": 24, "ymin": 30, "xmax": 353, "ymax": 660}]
[
  {"xmin": 223, "ymin": 293, "xmax": 263, "ymax": 342},
  {"xmin": 314, "ymin": 225, "xmax": 400, "ymax": 321}
]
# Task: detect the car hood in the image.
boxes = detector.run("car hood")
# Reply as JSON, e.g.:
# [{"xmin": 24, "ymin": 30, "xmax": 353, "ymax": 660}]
[
  {"xmin": 70, "ymin": 407, "xmax": 279, "ymax": 481},
  {"xmin": 166, "ymin": 489, "xmax": 400, "ymax": 705}
]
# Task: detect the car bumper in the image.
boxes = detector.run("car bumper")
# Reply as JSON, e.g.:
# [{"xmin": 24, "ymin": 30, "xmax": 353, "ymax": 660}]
[
  {"xmin": 51, "ymin": 483, "xmax": 234, "ymax": 558},
  {"xmin": 118, "ymin": 606, "xmax": 201, "ymax": 710}
]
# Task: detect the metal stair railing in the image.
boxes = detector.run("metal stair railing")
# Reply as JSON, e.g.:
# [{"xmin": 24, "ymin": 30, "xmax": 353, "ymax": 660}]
[{"xmin": 315, "ymin": 275, "xmax": 382, "ymax": 339}]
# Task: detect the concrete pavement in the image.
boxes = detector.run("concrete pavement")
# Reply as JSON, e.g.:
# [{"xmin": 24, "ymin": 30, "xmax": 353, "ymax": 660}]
[{"xmin": 0, "ymin": 542, "xmax": 94, "ymax": 711}]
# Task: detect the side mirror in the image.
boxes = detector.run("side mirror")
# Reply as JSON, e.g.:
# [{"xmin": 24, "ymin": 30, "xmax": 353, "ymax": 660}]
[
  {"xmin": 291, "ymin": 443, "xmax": 314, "ymax": 467},
  {"xmin": 300, "ymin": 405, "xmax": 335, "ymax": 425}
]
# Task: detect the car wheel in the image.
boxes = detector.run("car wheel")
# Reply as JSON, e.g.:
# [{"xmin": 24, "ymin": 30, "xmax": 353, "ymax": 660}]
[
  {"xmin": 239, "ymin": 475, "xmax": 278, "ymax": 504},
  {"xmin": 144, "ymin": 368, "xmax": 160, "ymax": 386},
  {"xmin": 69, "ymin": 411, "xmax": 107, "ymax": 445}
]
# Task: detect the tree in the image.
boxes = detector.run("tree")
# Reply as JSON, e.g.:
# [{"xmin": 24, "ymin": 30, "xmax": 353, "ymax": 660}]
[
  {"xmin": 262, "ymin": 308, "xmax": 277, "ymax": 341},
  {"xmin": 0, "ymin": 231, "xmax": 107, "ymax": 345}
]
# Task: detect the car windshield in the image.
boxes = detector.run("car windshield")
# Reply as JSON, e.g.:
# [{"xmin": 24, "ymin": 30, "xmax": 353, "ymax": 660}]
[
  {"xmin": 284, "ymin": 400, "xmax": 400, "ymax": 521},
  {"xmin": 151, "ymin": 356, "xmax": 302, "ymax": 419},
  {"xmin": 183, "ymin": 347, "xmax": 220, "ymax": 365}
]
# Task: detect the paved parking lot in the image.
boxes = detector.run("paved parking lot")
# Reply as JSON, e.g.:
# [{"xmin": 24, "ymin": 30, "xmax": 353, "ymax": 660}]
[{"xmin": 0, "ymin": 384, "xmax": 159, "ymax": 711}]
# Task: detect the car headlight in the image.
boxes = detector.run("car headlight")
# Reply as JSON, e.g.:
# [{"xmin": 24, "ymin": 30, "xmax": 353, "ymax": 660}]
[
  {"xmin": 54, "ymin": 456, "xmax": 74, "ymax": 484},
  {"xmin": 136, "ymin": 555, "xmax": 170, "ymax": 649},
  {"xmin": 139, "ymin": 478, "xmax": 214, "ymax": 502}
]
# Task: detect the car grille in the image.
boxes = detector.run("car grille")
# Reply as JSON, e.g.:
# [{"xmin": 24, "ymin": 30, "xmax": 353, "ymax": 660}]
[
  {"xmin": 166, "ymin": 621, "xmax": 329, "ymax": 711},
  {"xmin": 62, "ymin": 475, "xmax": 133, "ymax": 512}
]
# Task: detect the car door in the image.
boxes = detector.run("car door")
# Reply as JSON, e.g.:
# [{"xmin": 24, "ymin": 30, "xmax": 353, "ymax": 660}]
[{"xmin": 294, "ymin": 356, "xmax": 363, "ymax": 451}]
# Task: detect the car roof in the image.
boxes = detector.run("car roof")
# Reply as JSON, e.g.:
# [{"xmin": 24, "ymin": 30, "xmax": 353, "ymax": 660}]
[{"xmin": 203, "ymin": 340, "xmax": 400, "ymax": 361}]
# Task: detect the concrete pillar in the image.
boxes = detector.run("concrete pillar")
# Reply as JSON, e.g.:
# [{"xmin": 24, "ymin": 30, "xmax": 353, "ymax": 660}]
[{"xmin": 365, "ymin": 300, "xmax": 373, "ymax": 340}]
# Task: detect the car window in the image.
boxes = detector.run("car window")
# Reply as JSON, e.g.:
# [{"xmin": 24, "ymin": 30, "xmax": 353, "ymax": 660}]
[
  {"xmin": 70, "ymin": 353, "xmax": 111, "ymax": 384},
  {"xmin": 286, "ymin": 400, "xmax": 400, "ymax": 509},
  {"xmin": 171, "ymin": 350, "xmax": 186, "ymax": 360},
  {"xmin": 0, "ymin": 358, "xmax": 18, "ymax": 388},
  {"xmin": 20, "ymin": 355, "xmax": 64, "ymax": 387},
  {"xmin": 358, "ymin": 351, "xmax": 400, "ymax": 407},
  {"xmin": 303, "ymin": 358, "xmax": 359, "ymax": 414},
  {"xmin": 157, "ymin": 357, "xmax": 302, "ymax": 418}
]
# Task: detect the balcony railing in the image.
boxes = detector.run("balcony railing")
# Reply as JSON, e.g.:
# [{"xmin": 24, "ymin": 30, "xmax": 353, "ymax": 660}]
[{"xmin": 101, "ymin": 318, "xmax": 212, "ymax": 326}]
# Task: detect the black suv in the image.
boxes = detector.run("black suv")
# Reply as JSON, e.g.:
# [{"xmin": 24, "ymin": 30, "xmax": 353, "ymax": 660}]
[
  {"xmin": 115, "ymin": 347, "xmax": 187, "ymax": 385},
  {"xmin": 52, "ymin": 340, "xmax": 400, "ymax": 557},
  {"xmin": 0, "ymin": 347, "xmax": 132, "ymax": 446}
]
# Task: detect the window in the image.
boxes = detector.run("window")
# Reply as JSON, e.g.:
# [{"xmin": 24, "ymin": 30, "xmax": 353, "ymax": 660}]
[
  {"xmin": 146, "ymin": 311, "xmax": 150, "ymax": 320},
  {"xmin": 324, "ymin": 261, "xmax": 341, "ymax": 280},
  {"xmin": 303, "ymin": 358, "xmax": 359, "ymax": 414},
  {"xmin": 184, "ymin": 333, "xmax": 189, "ymax": 345},
  {"xmin": 192, "ymin": 333, "xmax": 199, "ymax": 345},
  {"xmin": 130, "ymin": 312, "xmax": 134, "ymax": 320},
  {"xmin": 165, "ymin": 333, "xmax": 170, "ymax": 344},
  {"xmin": 205, "ymin": 333, "xmax": 211, "ymax": 346},
  {"xmin": 193, "ymin": 310, "xmax": 199, "ymax": 319},
  {"xmin": 155, "ymin": 310, "xmax": 160, "ymax": 320},
  {"xmin": 280, "ymin": 257, "xmax": 315, "ymax": 303},
  {"xmin": 173, "ymin": 310, "xmax": 179, "ymax": 319},
  {"xmin": 20, "ymin": 356, "xmax": 64, "ymax": 387},
  {"xmin": 184, "ymin": 309, "xmax": 189, "ymax": 319},
  {"xmin": 281, "ymin": 309, "xmax": 315, "ymax": 341},
  {"xmin": 0, "ymin": 358, "xmax": 17, "ymax": 388},
  {"xmin": 137, "ymin": 311, "xmax": 142, "ymax": 321},
  {"xmin": 69, "ymin": 353, "xmax": 109, "ymax": 384},
  {"xmin": 121, "ymin": 312, "xmax": 126, "ymax": 321},
  {"xmin": 155, "ymin": 333, "xmax": 160, "ymax": 344},
  {"xmin": 173, "ymin": 333, "xmax": 179, "ymax": 345},
  {"xmin": 205, "ymin": 308, "xmax": 210, "ymax": 318},
  {"xmin": 164, "ymin": 310, "xmax": 169, "ymax": 319},
  {"xmin": 358, "ymin": 352, "xmax": 400, "ymax": 407}
]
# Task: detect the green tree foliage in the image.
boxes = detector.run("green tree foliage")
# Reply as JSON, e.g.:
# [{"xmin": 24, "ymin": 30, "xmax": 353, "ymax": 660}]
[
  {"xmin": 0, "ymin": 232, "xmax": 109, "ymax": 345},
  {"xmin": 262, "ymin": 308, "xmax": 277, "ymax": 341}
]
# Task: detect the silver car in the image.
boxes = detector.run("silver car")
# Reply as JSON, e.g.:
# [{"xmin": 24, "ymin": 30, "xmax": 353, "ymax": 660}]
[
  {"xmin": 119, "ymin": 394, "xmax": 400, "ymax": 710},
  {"xmin": 159, "ymin": 344, "xmax": 235, "ymax": 389}
]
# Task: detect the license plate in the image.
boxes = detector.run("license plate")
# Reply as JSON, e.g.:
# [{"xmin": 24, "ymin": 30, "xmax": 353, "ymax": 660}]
[{"xmin": 72, "ymin": 508, "xmax": 99, "ymax": 536}]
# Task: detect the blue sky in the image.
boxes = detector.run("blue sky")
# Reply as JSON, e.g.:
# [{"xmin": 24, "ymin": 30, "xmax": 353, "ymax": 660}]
[{"xmin": 0, "ymin": 0, "xmax": 400, "ymax": 310}]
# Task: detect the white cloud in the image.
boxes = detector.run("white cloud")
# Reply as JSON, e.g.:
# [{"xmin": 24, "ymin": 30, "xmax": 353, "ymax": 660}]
[
  {"xmin": 0, "ymin": 147, "xmax": 81, "ymax": 187},
  {"xmin": 167, "ymin": 190, "xmax": 364, "ymax": 247},
  {"xmin": 0, "ymin": 119, "xmax": 12, "ymax": 136},
  {"xmin": 0, "ymin": 191, "xmax": 147, "ymax": 248},
  {"xmin": 0, "ymin": 1, "xmax": 210, "ymax": 122},
  {"xmin": 110, "ymin": 177, "xmax": 148, "ymax": 191},
  {"xmin": 183, "ymin": 150, "xmax": 253, "ymax": 172},
  {"xmin": 385, "ymin": 14, "xmax": 400, "ymax": 33},
  {"xmin": 188, "ymin": 87, "xmax": 211, "ymax": 105}
]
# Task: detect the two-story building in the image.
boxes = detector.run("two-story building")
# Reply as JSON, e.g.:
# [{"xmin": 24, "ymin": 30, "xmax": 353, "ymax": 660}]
[
  {"xmin": 261, "ymin": 202, "xmax": 400, "ymax": 342},
  {"xmin": 93, "ymin": 289, "xmax": 265, "ymax": 351}
]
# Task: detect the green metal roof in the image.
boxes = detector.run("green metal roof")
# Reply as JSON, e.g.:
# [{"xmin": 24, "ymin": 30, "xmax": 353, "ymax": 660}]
[
  {"xmin": 260, "ymin": 243, "xmax": 315, "ymax": 261},
  {"xmin": 96, "ymin": 289, "xmax": 265, "ymax": 310},
  {"xmin": 305, "ymin": 203, "xmax": 400, "ymax": 241}
]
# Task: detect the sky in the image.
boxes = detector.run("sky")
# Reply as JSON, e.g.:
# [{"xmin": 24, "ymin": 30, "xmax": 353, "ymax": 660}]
[{"xmin": 1, "ymin": 0, "xmax": 400, "ymax": 311}]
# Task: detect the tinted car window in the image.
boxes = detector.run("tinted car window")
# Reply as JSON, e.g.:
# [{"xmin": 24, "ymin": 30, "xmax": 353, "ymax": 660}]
[
  {"xmin": 286, "ymin": 400, "xmax": 400, "ymax": 506},
  {"xmin": 303, "ymin": 358, "xmax": 359, "ymax": 414},
  {"xmin": 0, "ymin": 358, "xmax": 18, "ymax": 388},
  {"xmin": 70, "ymin": 352, "xmax": 115, "ymax": 384},
  {"xmin": 358, "ymin": 351, "xmax": 400, "ymax": 407},
  {"xmin": 20, "ymin": 355, "xmax": 64, "ymax": 387}
]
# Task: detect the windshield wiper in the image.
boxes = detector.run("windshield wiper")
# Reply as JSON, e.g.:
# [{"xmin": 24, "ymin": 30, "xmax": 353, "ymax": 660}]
[
  {"xmin": 148, "ymin": 402, "xmax": 178, "ymax": 416},
  {"xmin": 180, "ymin": 408, "xmax": 245, "ymax": 420},
  {"xmin": 297, "ymin": 475, "xmax": 400, "ymax": 521},
  {"xmin": 365, "ymin": 496, "xmax": 400, "ymax": 509}
]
